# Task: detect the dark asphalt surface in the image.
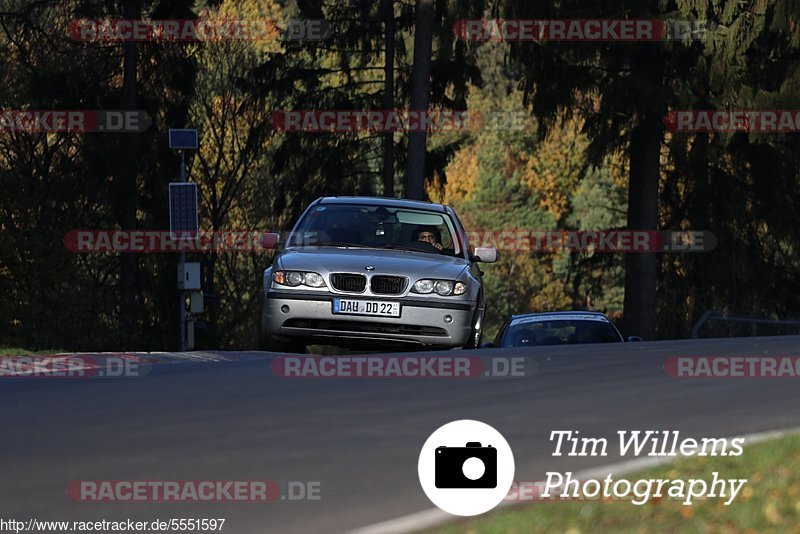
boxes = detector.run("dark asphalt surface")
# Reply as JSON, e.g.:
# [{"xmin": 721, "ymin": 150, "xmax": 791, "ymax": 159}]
[{"xmin": 2, "ymin": 336, "xmax": 800, "ymax": 533}]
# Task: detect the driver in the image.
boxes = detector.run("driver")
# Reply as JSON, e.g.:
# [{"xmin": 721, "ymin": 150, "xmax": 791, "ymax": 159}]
[{"xmin": 411, "ymin": 225, "xmax": 443, "ymax": 251}]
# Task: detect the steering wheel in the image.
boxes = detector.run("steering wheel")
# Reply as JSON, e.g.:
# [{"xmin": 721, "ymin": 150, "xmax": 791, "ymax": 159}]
[{"xmin": 405, "ymin": 241, "xmax": 442, "ymax": 253}]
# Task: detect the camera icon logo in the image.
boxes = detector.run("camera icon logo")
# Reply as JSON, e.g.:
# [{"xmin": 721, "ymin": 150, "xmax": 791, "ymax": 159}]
[
  {"xmin": 418, "ymin": 420, "xmax": 515, "ymax": 516},
  {"xmin": 435, "ymin": 442, "xmax": 497, "ymax": 488}
]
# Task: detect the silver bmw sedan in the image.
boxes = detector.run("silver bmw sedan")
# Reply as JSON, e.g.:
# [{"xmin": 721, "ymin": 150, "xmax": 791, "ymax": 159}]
[{"xmin": 260, "ymin": 196, "xmax": 497, "ymax": 352}]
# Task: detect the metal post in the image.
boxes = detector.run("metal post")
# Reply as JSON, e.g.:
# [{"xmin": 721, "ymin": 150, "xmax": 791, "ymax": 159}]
[
  {"xmin": 690, "ymin": 310, "xmax": 713, "ymax": 339},
  {"xmin": 178, "ymin": 150, "xmax": 186, "ymax": 351}
]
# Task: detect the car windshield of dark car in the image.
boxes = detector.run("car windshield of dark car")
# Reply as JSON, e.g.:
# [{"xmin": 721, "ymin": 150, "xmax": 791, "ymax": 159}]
[
  {"xmin": 501, "ymin": 319, "xmax": 622, "ymax": 347},
  {"xmin": 286, "ymin": 204, "xmax": 461, "ymax": 255}
]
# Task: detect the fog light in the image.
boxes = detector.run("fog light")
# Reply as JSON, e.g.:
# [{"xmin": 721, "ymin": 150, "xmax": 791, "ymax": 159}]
[
  {"xmin": 281, "ymin": 305, "xmax": 290, "ymax": 313},
  {"xmin": 444, "ymin": 314, "xmax": 453, "ymax": 323}
]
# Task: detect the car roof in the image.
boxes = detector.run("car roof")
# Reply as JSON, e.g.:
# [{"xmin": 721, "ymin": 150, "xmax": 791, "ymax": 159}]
[
  {"xmin": 315, "ymin": 196, "xmax": 448, "ymax": 213},
  {"xmin": 509, "ymin": 310, "xmax": 611, "ymax": 322}
]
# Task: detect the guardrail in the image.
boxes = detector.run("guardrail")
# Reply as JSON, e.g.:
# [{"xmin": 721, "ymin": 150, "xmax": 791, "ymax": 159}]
[{"xmin": 691, "ymin": 310, "xmax": 800, "ymax": 339}]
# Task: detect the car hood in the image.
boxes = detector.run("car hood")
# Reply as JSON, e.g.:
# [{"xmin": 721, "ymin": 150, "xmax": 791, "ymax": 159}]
[{"xmin": 276, "ymin": 247, "xmax": 469, "ymax": 279}]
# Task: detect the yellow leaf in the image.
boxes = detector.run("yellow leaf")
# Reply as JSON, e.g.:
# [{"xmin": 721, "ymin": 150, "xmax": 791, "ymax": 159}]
[{"xmin": 764, "ymin": 502, "xmax": 782, "ymax": 524}]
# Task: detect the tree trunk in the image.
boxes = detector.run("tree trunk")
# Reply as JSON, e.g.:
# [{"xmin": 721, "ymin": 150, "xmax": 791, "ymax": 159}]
[
  {"xmin": 623, "ymin": 117, "xmax": 662, "ymax": 339},
  {"xmin": 404, "ymin": 0, "xmax": 434, "ymax": 200},
  {"xmin": 381, "ymin": 0, "xmax": 395, "ymax": 197},
  {"xmin": 688, "ymin": 131, "xmax": 710, "ymax": 334},
  {"xmin": 119, "ymin": 0, "xmax": 141, "ymax": 333}
]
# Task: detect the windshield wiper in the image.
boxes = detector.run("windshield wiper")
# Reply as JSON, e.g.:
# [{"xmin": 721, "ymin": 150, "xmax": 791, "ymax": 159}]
[
  {"xmin": 319, "ymin": 242, "xmax": 370, "ymax": 248},
  {"xmin": 312, "ymin": 242, "xmax": 436, "ymax": 253},
  {"xmin": 381, "ymin": 244, "xmax": 437, "ymax": 253}
]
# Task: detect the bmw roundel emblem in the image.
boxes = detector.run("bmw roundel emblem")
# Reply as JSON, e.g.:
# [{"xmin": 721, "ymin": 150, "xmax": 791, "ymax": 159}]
[{"xmin": 365, "ymin": 266, "xmax": 375, "ymax": 271}]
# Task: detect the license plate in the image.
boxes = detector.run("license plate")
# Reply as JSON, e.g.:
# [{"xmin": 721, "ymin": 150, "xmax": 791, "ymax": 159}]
[{"xmin": 333, "ymin": 299, "xmax": 400, "ymax": 317}]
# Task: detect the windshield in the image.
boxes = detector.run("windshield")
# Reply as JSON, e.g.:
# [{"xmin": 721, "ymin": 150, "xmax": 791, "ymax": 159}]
[
  {"xmin": 501, "ymin": 318, "xmax": 622, "ymax": 347},
  {"xmin": 287, "ymin": 203, "xmax": 461, "ymax": 255}
]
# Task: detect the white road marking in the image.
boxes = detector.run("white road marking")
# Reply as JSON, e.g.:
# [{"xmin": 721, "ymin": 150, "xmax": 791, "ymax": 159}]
[{"xmin": 348, "ymin": 426, "xmax": 800, "ymax": 534}]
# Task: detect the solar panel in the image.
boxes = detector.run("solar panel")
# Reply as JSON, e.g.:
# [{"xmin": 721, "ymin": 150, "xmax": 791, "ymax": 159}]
[
  {"xmin": 168, "ymin": 129, "xmax": 198, "ymax": 149},
  {"xmin": 169, "ymin": 183, "xmax": 199, "ymax": 239}
]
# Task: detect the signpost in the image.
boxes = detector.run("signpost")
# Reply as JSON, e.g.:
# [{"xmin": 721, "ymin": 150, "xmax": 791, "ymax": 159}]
[{"xmin": 169, "ymin": 129, "xmax": 198, "ymax": 351}]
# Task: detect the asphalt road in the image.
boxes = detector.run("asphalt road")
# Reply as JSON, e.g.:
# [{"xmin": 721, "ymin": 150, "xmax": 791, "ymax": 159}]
[{"xmin": 2, "ymin": 336, "xmax": 800, "ymax": 533}]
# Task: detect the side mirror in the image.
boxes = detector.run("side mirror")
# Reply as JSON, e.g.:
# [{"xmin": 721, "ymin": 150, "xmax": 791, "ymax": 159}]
[
  {"xmin": 262, "ymin": 232, "xmax": 281, "ymax": 250},
  {"xmin": 480, "ymin": 342, "xmax": 495, "ymax": 349},
  {"xmin": 473, "ymin": 247, "xmax": 498, "ymax": 263},
  {"xmin": 626, "ymin": 336, "xmax": 643, "ymax": 342}
]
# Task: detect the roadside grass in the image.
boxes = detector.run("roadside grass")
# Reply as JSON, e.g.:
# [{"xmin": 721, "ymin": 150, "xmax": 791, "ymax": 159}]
[
  {"xmin": 0, "ymin": 347, "xmax": 64, "ymax": 356},
  {"xmin": 429, "ymin": 434, "xmax": 800, "ymax": 534}
]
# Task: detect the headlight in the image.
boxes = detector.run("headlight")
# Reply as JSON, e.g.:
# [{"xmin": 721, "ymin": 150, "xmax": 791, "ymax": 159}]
[
  {"xmin": 273, "ymin": 271, "xmax": 327, "ymax": 289},
  {"xmin": 303, "ymin": 272, "xmax": 325, "ymax": 288},
  {"xmin": 286, "ymin": 272, "xmax": 304, "ymax": 286},
  {"xmin": 434, "ymin": 280, "xmax": 453, "ymax": 295},
  {"xmin": 412, "ymin": 279, "xmax": 468, "ymax": 296},
  {"xmin": 413, "ymin": 279, "xmax": 434, "ymax": 294}
]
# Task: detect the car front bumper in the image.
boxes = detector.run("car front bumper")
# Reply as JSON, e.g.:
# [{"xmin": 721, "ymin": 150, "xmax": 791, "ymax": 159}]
[{"xmin": 262, "ymin": 290, "xmax": 477, "ymax": 348}]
